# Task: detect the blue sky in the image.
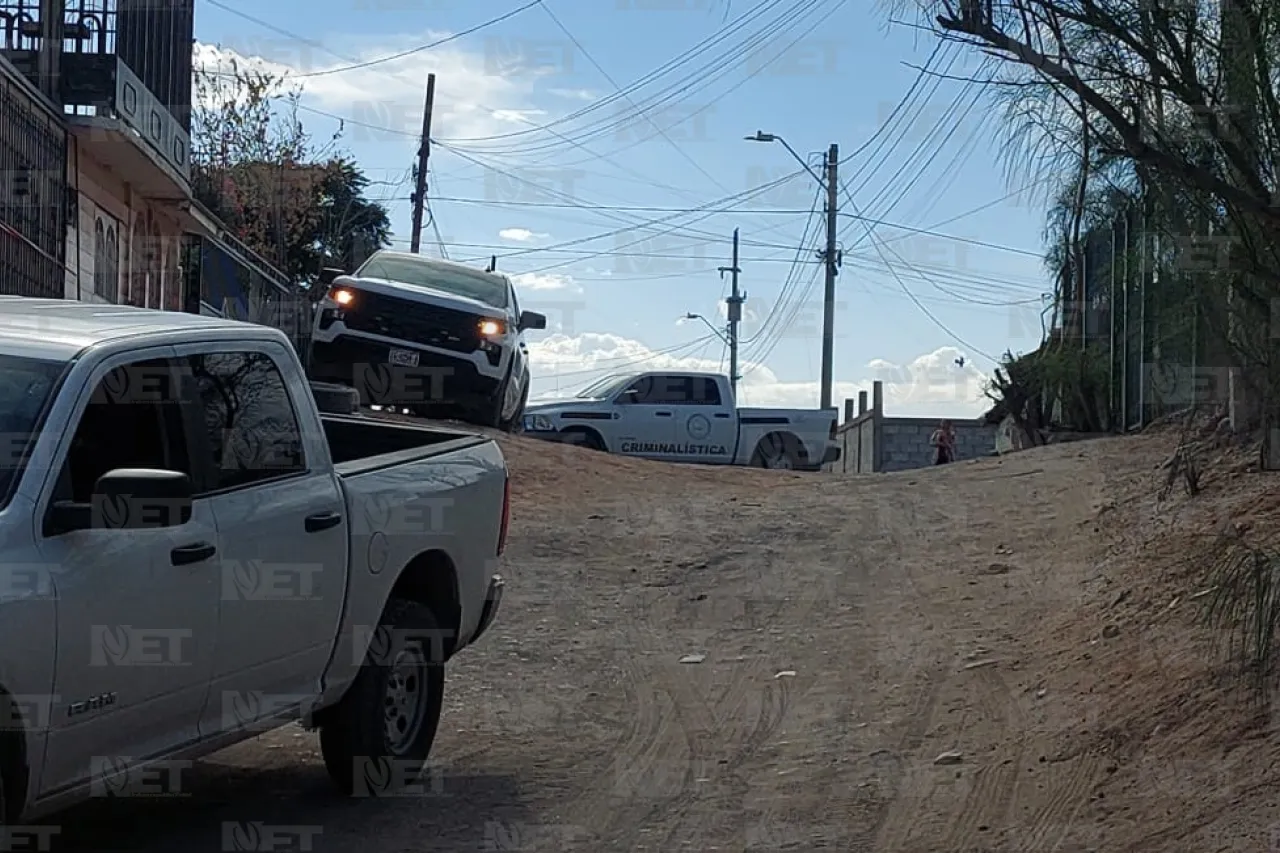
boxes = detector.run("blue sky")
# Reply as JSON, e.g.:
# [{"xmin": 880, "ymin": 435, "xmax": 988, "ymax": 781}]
[{"xmin": 195, "ymin": 0, "xmax": 1053, "ymax": 416}]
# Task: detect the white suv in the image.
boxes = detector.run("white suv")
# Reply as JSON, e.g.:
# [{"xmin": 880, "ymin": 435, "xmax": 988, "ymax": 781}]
[{"xmin": 308, "ymin": 251, "xmax": 546, "ymax": 429}]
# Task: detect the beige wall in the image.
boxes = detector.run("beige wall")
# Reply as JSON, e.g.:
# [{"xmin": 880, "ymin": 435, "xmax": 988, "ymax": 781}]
[{"xmin": 64, "ymin": 139, "xmax": 184, "ymax": 308}]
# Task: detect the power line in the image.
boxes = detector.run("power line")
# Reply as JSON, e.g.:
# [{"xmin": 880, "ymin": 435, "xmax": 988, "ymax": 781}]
[{"xmin": 202, "ymin": 0, "xmax": 541, "ymax": 79}]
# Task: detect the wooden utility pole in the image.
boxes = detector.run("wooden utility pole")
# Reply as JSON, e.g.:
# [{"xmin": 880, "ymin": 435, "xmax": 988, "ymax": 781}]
[
  {"xmin": 820, "ymin": 143, "xmax": 839, "ymax": 411},
  {"xmin": 409, "ymin": 73, "xmax": 436, "ymax": 254}
]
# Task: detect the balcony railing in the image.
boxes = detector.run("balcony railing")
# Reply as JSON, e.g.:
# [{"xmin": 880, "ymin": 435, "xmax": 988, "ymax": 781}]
[
  {"xmin": 0, "ymin": 0, "xmax": 191, "ymax": 182},
  {"xmin": 59, "ymin": 51, "xmax": 189, "ymax": 181}
]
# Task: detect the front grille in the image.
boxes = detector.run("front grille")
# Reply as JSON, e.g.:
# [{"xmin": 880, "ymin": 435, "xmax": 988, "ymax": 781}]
[{"xmin": 340, "ymin": 289, "xmax": 483, "ymax": 353}]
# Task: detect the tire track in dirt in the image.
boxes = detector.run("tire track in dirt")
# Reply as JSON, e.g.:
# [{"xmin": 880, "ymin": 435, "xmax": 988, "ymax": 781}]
[
  {"xmin": 940, "ymin": 664, "xmax": 1026, "ymax": 852},
  {"xmin": 1016, "ymin": 751, "xmax": 1102, "ymax": 851}
]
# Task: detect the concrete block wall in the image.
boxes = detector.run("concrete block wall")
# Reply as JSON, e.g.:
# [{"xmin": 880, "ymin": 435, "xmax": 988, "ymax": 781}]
[
  {"xmin": 823, "ymin": 380, "xmax": 996, "ymax": 473},
  {"xmin": 879, "ymin": 419, "xmax": 995, "ymax": 471}
]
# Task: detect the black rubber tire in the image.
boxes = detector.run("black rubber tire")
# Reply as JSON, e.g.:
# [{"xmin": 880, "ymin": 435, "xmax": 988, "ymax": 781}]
[
  {"xmin": 562, "ymin": 427, "xmax": 606, "ymax": 451},
  {"xmin": 750, "ymin": 433, "xmax": 802, "ymax": 469},
  {"xmin": 310, "ymin": 382, "xmax": 361, "ymax": 415},
  {"xmin": 319, "ymin": 599, "xmax": 446, "ymax": 797},
  {"xmin": 499, "ymin": 380, "xmax": 530, "ymax": 433}
]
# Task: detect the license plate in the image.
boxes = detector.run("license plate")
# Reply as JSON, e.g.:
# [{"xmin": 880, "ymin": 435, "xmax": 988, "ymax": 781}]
[{"xmin": 388, "ymin": 348, "xmax": 419, "ymax": 367}]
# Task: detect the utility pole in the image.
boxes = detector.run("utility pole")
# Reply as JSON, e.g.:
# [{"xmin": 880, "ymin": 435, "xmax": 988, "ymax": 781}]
[
  {"xmin": 719, "ymin": 228, "xmax": 744, "ymax": 397},
  {"xmin": 820, "ymin": 143, "xmax": 840, "ymax": 411},
  {"xmin": 409, "ymin": 73, "xmax": 436, "ymax": 254}
]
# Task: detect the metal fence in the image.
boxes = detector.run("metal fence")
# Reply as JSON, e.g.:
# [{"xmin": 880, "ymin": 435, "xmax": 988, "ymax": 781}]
[
  {"xmin": 0, "ymin": 57, "xmax": 67, "ymax": 299},
  {"xmin": 182, "ymin": 233, "xmax": 311, "ymax": 360}
]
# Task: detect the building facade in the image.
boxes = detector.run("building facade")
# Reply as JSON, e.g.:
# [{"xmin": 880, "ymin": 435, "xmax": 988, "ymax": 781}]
[
  {"xmin": 1, "ymin": 0, "xmax": 303, "ymax": 353},
  {"xmin": 0, "ymin": 52, "xmax": 68, "ymax": 299}
]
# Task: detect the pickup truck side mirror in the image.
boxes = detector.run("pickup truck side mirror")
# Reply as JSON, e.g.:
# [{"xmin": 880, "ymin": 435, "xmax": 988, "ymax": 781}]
[
  {"xmin": 47, "ymin": 468, "xmax": 194, "ymax": 535},
  {"xmin": 617, "ymin": 389, "xmax": 640, "ymax": 404},
  {"xmin": 518, "ymin": 311, "xmax": 547, "ymax": 331},
  {"xmin": 319, "ymin": 267, "xmax": 345, "ymax": 287}
]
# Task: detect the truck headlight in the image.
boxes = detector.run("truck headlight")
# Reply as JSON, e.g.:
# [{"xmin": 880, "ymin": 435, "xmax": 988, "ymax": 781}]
[
  {"xmin": 478, "ymin": 319, "xmax": 504, "ymax": 337},
  {"xmin": 526, "ymin": 414, "xmax": 554, "ymax": 431},
  {"xmin": 328, "ymin": 287, "xmax": 355, "ymax": 306}
]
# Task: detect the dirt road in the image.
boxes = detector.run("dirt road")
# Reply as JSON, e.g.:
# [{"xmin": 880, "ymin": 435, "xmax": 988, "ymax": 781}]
[{"xmin": 46, "ymin": 431, "xmax": 1280, "ymax": 851}]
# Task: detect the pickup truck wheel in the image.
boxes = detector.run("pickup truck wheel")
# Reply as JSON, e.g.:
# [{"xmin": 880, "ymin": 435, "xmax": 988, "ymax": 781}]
[
  {"xmin": 561, "ymin": 427, "xmax": 606, "ymax": 451},
  {"xmin": 499, "ymin": 379, "xmax": 529, "ymax": 433},
  {"xmin": 751, "ymin": 433, "xmax": 801, "ymax": 469},
  {"xmin": 319, "ymin": 599, "xmax": 445, "ymax": 797}
]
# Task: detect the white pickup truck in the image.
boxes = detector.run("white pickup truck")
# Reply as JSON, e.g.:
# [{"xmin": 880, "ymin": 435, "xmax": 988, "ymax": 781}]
[
  {"xmin": 0, "ymin": 297, "xmax": 508, "ymax": 822},
  {"xmin": 521, "ymin": 370, "xmax": 840, "ymax": 470}
]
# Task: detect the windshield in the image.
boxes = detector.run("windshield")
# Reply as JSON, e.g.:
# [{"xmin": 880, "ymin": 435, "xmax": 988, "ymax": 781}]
[
  {"xmin": 0, "ymin": 354, "xmax": 67, "ymax": 508},
  {"xmin": 575, "ymin": 374, "xmax": 637, "ymax": 399},
  {"xmin": 355, "ymin": 254, "xmax": 508, "ymax": 309}
]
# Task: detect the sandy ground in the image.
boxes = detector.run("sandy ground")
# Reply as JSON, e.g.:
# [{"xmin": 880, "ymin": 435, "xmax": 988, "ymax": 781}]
[{"xmin": 40, "ymin": 426, "xmax": 1280, "ymax": 851}]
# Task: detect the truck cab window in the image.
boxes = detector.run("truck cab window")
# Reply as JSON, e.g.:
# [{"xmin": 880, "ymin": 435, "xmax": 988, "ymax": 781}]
[
  {"xmin": 691, "ymin": 377, "xmax": 721, "ymax": 406},
  {"xmin": 189, "ymin": 351, "xmax": 306, "ymax": 491},
  {"xmin": 62, "ymin": 359, "xmax": 190, "ymax": 503}
]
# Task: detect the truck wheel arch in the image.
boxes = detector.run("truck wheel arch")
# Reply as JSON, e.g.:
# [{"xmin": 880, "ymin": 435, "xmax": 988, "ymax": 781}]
[
  {"xmin": 560, "ymin": 426, "xmax": 606, "ymax": 451},
  {"xmin": 389, "ymin": 550, "xmax": 461, "ymax": 660},
  {"xmin": 751, "ymin": 431, "xmax": 806, "ymax": 467}
]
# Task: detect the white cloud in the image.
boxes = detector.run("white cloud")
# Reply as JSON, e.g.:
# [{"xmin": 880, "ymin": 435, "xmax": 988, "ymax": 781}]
[
  {"xmin": 193, "ymin": 36, "xmax": 541, "ymax": 141},
  {"xmin": 511, "ymin": 272, "xmax": 580, "ymax": 293},
  {"xmin": 527, "ymin": 335, "xmax": 992, "ymax": 416},
  {"xmin": 546, "ymin": 87, "xmax": 598, "ymax": 102},
  {"xmin": 498, "ymin": 228, "xmax": 548, "ymax": 242}
]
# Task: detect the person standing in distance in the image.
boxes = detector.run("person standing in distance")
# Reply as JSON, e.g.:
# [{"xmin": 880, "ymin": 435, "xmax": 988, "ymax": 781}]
[{"xmin": 930, "ymin": 419, "xmax": 956, "ymax": 465}]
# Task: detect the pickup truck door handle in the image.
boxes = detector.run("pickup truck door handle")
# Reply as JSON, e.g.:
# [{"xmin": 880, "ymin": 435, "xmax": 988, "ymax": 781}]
[
  {"xmin": 171, "ymin": 542, "xmax": 216, "ymax": 566},
  {"xmin": 305, "ymin": 511, "xmax": 343, "ymax": 533},
  {"xmin": 654, "ymin": 411, "xmax": 673, "ymax": 417},
  {"xmin": 713, "ymin": 413, "xmax": 731, "ymax": 418}
]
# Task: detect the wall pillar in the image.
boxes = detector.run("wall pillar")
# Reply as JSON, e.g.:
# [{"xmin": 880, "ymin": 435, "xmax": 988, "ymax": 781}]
[{"xmin": 872, "ymin": 380, "xmax": 884, "ymax": 472}]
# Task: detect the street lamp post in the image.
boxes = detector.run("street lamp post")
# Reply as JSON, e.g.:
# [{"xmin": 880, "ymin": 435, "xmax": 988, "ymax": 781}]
[
  {"xmin": 684, "ymin": 312, "xmax": 741, "ymax": 397},
  {"xmin": 746, "ymin": 131, "xmax": 840, "ymax": 411}
]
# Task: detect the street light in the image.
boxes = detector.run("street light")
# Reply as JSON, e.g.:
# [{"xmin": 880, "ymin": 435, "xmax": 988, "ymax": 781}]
[
  {"xmin": 745, "ymin": 130, "xmax": 841, "ymax": 411},
  {"xmin": 684, "ymin": 312, "xmax": 730, "ymax": 345},
  {"xmin": 745, "ymin": 131, "xmax": 827, "ymax": 189}
]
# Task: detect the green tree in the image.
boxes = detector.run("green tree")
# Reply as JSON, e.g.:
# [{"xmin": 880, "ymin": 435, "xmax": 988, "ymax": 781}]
[{"xmin": 191, "ymin": 54, "xmax": 391, "ymax": 282}]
